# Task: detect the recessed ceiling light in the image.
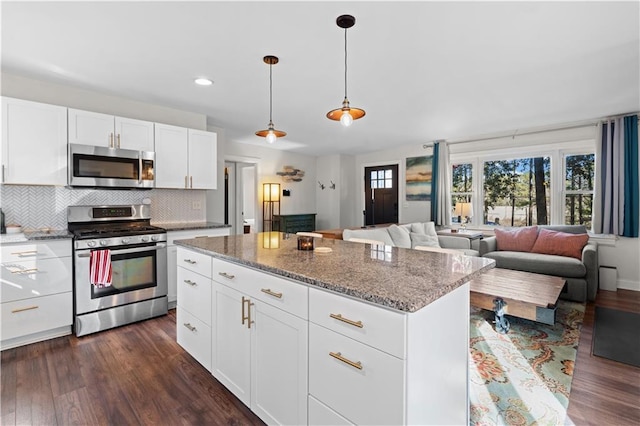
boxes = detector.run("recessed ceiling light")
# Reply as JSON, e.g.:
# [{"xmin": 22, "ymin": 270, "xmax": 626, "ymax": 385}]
[{"xmin": 194, "ymin": 78, "xmax": 213, "ymax": 86}]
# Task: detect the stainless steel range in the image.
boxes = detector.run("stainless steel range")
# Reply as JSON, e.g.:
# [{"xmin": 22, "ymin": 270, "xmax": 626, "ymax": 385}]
[{"xmin": 68, "ymin": 204, "xmax": 167, "ymax": 336}]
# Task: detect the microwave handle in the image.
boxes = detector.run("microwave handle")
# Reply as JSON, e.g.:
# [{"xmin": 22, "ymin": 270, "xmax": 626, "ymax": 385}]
[
  {"xmin": 77, "ymin": 244, "xmax": 166, "ymax": 258},
  {"xmin": 139, "ymin": 155, "xmax": 143, "ymax": 184}
]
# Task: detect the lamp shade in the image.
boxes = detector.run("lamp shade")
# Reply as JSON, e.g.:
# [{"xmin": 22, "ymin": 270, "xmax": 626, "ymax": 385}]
[
  {"xmin": 454, "ymin": 202, "xmax": 473, "ymax": 218},
  {"xmin": 263, "ymin": 183, "xmax": 281, "ymax": 202}
]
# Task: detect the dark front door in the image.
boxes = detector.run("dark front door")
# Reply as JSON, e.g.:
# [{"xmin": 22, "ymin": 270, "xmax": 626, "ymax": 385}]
[{"xmin": 364, "ymin": 165, "xmax": 399, "ymax": 226}]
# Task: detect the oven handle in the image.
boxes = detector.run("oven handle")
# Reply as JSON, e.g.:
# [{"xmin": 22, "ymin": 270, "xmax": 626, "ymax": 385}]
[{"xmin": 76, "ymin": 243, "xmax": 166, "ymax": 258}]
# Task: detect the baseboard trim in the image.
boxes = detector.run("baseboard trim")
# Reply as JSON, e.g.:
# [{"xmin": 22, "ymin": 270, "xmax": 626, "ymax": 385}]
[
  {"xmin": 617, "ymin": 279, "xmax": 640, "ymax": 292},
  {"xmin": 1, "ymin": 326, "xmax": 72, "ymax": 351}
]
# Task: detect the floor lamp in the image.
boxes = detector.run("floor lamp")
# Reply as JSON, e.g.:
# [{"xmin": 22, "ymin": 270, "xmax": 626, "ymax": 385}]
[{"xmin": 262, "ymin": 183, "xmax": 280, "ymax": 232}]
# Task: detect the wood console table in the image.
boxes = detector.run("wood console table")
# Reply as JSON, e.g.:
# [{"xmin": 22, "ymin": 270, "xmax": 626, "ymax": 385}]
[{"xmin": 273, "ymin": 214, "xmax": 316, "ymax": 234}]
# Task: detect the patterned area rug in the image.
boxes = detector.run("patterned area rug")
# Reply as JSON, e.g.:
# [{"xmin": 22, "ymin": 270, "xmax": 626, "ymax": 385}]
[{"xmin": 469, "ymin": 300, "xmax": 585, "ymax": 425}]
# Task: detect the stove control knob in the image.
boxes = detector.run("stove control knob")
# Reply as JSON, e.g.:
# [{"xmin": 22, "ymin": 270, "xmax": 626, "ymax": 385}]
[
  {"xmin": 121, "ymin": 238, "xmax": 130, "ymax": 244},
  {"xmin": 100, "ymin": 240, "xmax": 108, "ymax": 247},
  {"xmin": 141, "ymin": 236, "xmax": 149, "ymax": 242},
  {"xmin": 87, "ymin": 241, "xmax": 97, "ymax": 248},
  {"xmin": 151, "ymin": 235, "xmax": 159, "ymax": 242}
]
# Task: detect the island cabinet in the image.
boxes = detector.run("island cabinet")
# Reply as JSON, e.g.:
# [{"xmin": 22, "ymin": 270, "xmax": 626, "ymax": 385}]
[{"xmin": 211, "ymin": 258, "xmax": 308, "ymax": 425}]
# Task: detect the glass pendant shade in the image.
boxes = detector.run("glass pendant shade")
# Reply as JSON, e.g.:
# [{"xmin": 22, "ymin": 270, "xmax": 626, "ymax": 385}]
[
  {"xmin": 256, "ymin": 55, "xmax": 286, "ymax": 142},
  {"xmin": 327, "ymin": 15, "xmax": 365, "ymax": 125}
]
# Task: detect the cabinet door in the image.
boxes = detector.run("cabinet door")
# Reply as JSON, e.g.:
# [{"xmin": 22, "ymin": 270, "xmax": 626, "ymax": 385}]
[
  {"xmin": 251, "ymin": 301, "xmax": 308, "ymax": 426},
  {"xmin": 211, "ymin": 282, "xmax": 251, "ymax": 405},
  {"xmin": 68, "ymin": 108, "xmax": 115, "ymax": 147},
  {"xmin": 155, "ymin": 123, "xmax": 188, "ymax": 188},
  {"xmin": 188, "ymin": 129, "xmax": 217, "ymax": 189},
  {"xmin": 115, "ymin": 116, "xmax": 154, "ymax": 151},
  {"xmin": 1, "ymin": 97, "xmax": 67, "ymax": 185}
]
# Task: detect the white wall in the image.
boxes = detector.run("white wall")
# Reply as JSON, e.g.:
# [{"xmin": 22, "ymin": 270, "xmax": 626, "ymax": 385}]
[{"xmin": 316, "ymin": 155, "xmax": 340, "ymax": 230}]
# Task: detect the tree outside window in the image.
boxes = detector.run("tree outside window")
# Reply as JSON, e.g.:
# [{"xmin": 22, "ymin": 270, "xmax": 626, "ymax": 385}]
[
  {"xmin": 565, "ymin": 153, "xmax": 594, "ymax": 228},
  {"xmin": 483, "ymin": 157, "xmax": 551, "ymax": 227},
  {"xmin": 451, "ymin": 163, "xmax": 473, "ymax": 223}
]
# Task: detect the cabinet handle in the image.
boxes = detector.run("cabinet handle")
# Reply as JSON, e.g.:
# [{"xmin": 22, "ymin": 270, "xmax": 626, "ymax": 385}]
[
  {"xmin": 218, "ymin": 272, "xmax": 235, "ymax": 280},
  {"xmin": 329, "ymin": 313, "xmax": 364, "ymax": 329},
  {"xmin": 183, "ymin": 322, "xmax": 197, "ymax": 332},
  {"xmin": 241, "ymin": 296, "xmax": 254, "ymax": 329},
  {"xmin": 117, "ymin": 134, "xmax": 121, "ymax": 148},
  {"xmin": 329, "ymin": 351, "xmax": 363, "ymax": 370},
  {"xmin": 2, "ymin": 164, "xmax": 5, "ymax": 182},
  {"xmin": 261, "ymin": 288, "xmax": 283, "ymax": 299},
  {"xmin": 183, "ymin": 259, "xmax": 197, "ymax": 264},
  {"xmin": 10, "ymin": 250, "xmax": 38, "ymax": 257},
  {"xmin": 109, "ymin": 132, "xmax": 114, "ymax": 148},
  {"xmin": 190, "ymin": 176, "xmax": 193, "ymax": 188},
  {"xmin": 185, "ymin": 176, "xmax": 188, "ymax": 189},
  {"xmin": 11, "ymin": 305, "xmax": 39, "ymax": 314},
  {"xmin": 10, "ymin": 268, "xmax": 38, "ymax": 275},
  {"xmin": 183, "ymin": 279, "xmax": 197, "ymax": 286}
]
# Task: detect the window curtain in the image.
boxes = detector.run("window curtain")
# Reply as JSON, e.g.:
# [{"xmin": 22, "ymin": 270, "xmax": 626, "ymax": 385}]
[
  {"xmin": 430, "ymin": 141, "xmax": 451, "ymax": 226},
  {"xmin": 593, "ymin": 115, "xmax": 639, "ymax": 237}
]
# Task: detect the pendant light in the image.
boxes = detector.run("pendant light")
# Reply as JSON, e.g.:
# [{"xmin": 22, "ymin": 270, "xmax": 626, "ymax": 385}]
[
  {"xmin": 326, "ymin": 14, "xmax": 365, "ymax": 127},
  {"xmin": 256, "ymin": 55, "xmax": 286, "ymax": 144}
]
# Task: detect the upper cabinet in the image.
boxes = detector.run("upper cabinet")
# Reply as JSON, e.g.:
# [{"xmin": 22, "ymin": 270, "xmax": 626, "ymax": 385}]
[
  {"xmin": 155, "ymin": 123, "xmax": 217, "ymax": 189},
  {"xmin": 68, "ymin": 108, "xmax": 154, "ymax": 152},
  {"xmin": 1, "ymin": 97, "xmax": 68, "ymax": 186}
]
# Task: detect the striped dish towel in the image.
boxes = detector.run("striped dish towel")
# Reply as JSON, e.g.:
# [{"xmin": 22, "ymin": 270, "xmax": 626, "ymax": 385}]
[{"xmin": 90, "ymin": 249, "xmax": 112, "ymax": 288}]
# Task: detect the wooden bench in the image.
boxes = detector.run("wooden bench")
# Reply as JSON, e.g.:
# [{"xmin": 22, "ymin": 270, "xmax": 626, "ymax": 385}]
[{"xmin": 469, "ymin": 268, "xmax": 566, "ymax": 331}]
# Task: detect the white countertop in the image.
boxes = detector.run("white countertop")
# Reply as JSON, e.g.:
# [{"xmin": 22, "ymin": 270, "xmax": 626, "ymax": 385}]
[{"xmin": 0, "ymin": 233, "xmax": 28, "ymax": 244}]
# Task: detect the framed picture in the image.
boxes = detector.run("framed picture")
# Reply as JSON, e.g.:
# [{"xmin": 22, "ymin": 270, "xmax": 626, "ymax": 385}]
[{"xmin": 406, "ymin": 155, "xmax": 433, "ymax": 201}]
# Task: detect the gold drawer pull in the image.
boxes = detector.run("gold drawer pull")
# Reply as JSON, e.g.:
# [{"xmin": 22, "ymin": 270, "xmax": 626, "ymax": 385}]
[
  {"xmin": 261, "ymin": 288, "xmax": 283, "ymax": 298},
  {"xmin": 11, "ymin": 268, "xmax": 38, "ymax": 274},
  {"xmin": 183, "ymin": 259, "xmax": 197, "ymax": 264},
  {"xmin": 183, "ymin": 279, "xmax": 197, "ymax": 286},
  {"xmin": 11, "ymin": 305, "xmax": 39, "ymax": 314},
  {"xmin": 218, "ymin": 272, "xmax": 235, "ymax": 280},
  {"xmin": 10, "ymin": 250, "xmax": 38, "ymax": 257},
  {"xmin": 183, "ymin": 323, "xmax": 197, "ymax": 332},
  {"xmin": 329, "ymin": 313, "xmax": 364, "ymax": 328},
  {"xmin": 329, "ymin": 351, "xmax": 363, "ymax": 370}
]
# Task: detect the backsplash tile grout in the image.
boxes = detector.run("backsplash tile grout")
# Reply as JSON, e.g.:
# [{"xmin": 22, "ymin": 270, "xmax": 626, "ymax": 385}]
[{"xmin": 0, "ymin": 185, "xmax": 207, "ymax": 230}]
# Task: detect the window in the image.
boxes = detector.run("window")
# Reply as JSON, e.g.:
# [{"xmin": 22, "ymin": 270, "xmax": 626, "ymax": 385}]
[
  {"xmin": 370, "ymin": 169, "xmax": 393, "ymax": 189},
  {"xmin": 451, "ymin": 163, "xmax": 473, "ymax": 224},
  {"xmin": 483, "ymin": 157, "xmax": 551, "ymax": 226},
  {"xmin": 564, "ymin": 153, "xmax": 594, "ymax": 228}
]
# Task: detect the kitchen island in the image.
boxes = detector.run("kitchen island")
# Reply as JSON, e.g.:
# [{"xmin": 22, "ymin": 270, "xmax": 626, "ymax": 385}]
[{"xmin": 175, "ymin": 232, "xmax": 495, "ymax": 425}]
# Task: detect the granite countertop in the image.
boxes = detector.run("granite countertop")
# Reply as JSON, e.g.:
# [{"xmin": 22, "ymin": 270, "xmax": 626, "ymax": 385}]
[
  {"xmin": 0, "ymin": 230, "xmax": 73, "ymax": 244},
  {"xmin": 175, "ymin": 233, "xmax": 495, "ymax": 313},
  {"xmin": 152, "ymin": 221, "xmax": 231, "ymax": 232}
]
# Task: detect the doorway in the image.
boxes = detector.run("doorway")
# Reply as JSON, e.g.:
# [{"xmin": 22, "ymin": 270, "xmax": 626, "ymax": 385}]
[
  {"xmin": 224, "ymin": 161, "xmax": 257, "ymax": 235},
  {"xmin": 364, "ymin": 164, "xmax": 399, "ymax": 226}
]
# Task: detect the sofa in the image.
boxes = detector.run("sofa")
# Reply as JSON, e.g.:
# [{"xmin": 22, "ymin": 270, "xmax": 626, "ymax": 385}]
[
  {"xmin": 342, "ymin": 222, "xmax": 480, "ymax": 256},
  {"xmin": 479, "ymin": 225, "xmax": 598, "ymax": 302}
]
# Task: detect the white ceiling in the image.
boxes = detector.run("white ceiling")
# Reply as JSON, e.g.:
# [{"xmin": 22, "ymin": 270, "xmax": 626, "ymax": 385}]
[{"xmin": 2, "ymin": 1, "xmax": 639, "ymax": 156}]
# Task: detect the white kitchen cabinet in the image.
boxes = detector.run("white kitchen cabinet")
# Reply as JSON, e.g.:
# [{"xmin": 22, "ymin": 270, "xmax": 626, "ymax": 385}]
[
  {"xmin": 166, "ymin": 228, "xmax": 230, "ymax": 308},
  {"xmin": 1, "ymin": 97, "xmax": 67, "ymax": 186},
  {"xmin": 210, "ymin": 259, "xmax": 308, "ymax": 426},
  {"xmin": 0, "ymin": 239, "xmax": 73, "ymax": 350},
  {"xmin": 155, "ymin": 123, "xmax": 217, "ymax": 189},
  {"xmin": 68, "ymin": 108, "xmax": 154, "ymax": 151}
]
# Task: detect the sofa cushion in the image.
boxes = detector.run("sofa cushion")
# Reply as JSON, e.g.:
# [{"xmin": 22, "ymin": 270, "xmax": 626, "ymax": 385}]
[
  {"xmin": 530, "ymin": 228, "xmax": 589, "ymax": 260},
  {"xmin": 410, "ymin": 232, "xmax": 440, "ymax": 249},
  {"xmin": 410, "ymin": 221, "xmax": 438, "ymax": 236},
  {"xmin": 484, "ymin": 251, "xmax": 586, "ymax": 278},
  {"xmin": 494, "ymin": 226, "xmax": 538, "ymax": 252},
  {"xmin": 342, "ymin": 228, "xmax": 395, "ymax": 246},
  {"xmin": 388, "ymin": 224, "xmax": 412, "ymax": 248}
]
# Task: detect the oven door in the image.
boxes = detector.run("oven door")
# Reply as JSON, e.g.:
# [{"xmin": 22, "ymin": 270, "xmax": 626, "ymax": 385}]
[{"xmin": 74, "ymin": 242, "xmax": 167, "ymax": 315}]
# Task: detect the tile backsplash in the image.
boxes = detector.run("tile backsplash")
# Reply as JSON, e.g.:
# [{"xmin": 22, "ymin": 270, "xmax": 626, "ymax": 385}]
[{"xmin": 0, "ymin": 185, "xmax": 207, "ymax": 230}]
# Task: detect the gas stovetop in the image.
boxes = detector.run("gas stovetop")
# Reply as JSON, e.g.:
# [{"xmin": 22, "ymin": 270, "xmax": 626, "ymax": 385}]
[{"xmin": 71, "ymin": 224, "xmax": 165, "ymax": 240}]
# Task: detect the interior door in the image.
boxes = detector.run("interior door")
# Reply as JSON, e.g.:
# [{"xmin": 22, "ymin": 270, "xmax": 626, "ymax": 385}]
[{"xmin": 364, "ymin": 165, "xmax": 399, "ymax": 226}]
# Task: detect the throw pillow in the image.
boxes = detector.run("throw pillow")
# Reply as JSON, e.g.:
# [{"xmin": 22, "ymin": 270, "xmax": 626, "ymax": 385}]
[
  {"xmin": 530, "ymin": 228, "xmax": 589, "ymax": 260},
  {"xmin": 411, "ymin": 222, "xmax": 426, "ymax": 234},
  {"xmin": 494, "ymin": 226, "xmax": 539, "ymax": 252},
  {"xmin": 410, "ymin": 232, "xmax": 440, "ymax": 249},
  {"xmin": 388, "ymin": 224, "xmax": 412, "ymax": 248},
  {"xmin": 409, "ymin": 221, "xmax": 438, "ymax": 236}
]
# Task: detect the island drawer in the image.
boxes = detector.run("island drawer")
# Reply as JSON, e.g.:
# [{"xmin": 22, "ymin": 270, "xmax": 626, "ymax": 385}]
[
  {"xmin": 211, "ymin": 258, "xmax": 308, "ymax": 319},
  {"xmin": 309, "ymin": 287, "xmax": 406, "ymax": 359},
  {"xmin": 1, "ymin": 240, "xmax": 71, "ymax": 263},
  {"xmin": 177, "ymin": 307, "xmax": 211, "ymax": 372},
  {"xmin": 309, "ymin": 323, "xmax": 404, "ymax": 426},
  {"xmin": 177, "ymin": 247, "xmax": 212, "ymax": 278},
  {"xmin": 308, "ymin": 395, "xmax": 354, "ymax": 426},
  {"xmin": 177, "ymin": 267, "xmax": 212, "ymax": 326}
]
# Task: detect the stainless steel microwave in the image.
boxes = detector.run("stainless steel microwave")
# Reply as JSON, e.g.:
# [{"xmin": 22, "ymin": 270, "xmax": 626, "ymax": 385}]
[{"xmin": 68, "ymin": 144, "xmax": 155, "ymax": 189}]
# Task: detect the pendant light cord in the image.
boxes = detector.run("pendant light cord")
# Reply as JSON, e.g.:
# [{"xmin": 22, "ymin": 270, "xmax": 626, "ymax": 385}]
[
  {"xmin": 344, "ymin": 27, "xmax": 348, "ymax": 99},
  {"xmin": 269, "ymin": 62, "xmax": 273, "ymax": 123}
]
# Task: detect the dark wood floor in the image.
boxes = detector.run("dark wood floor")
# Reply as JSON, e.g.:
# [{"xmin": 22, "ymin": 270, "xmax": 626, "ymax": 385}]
[{"xmin": 1, "ymin": 290, "xmax": 639, "ymax": 425}]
